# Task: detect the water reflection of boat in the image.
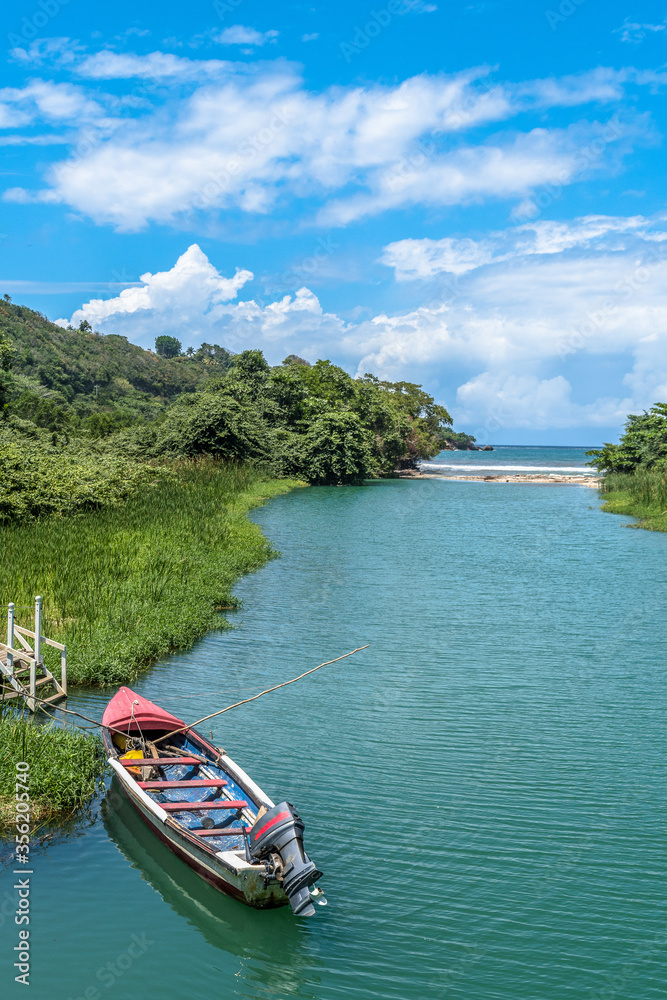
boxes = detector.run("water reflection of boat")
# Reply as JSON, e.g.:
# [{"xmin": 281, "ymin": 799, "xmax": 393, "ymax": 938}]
[{"xmin": 103, "ymin": 777, "xmax": 307, "ymax": 964}]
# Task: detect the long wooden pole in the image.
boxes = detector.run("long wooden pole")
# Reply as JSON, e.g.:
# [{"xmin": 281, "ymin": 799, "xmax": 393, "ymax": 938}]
[
  {"xmin": 29, "ymin": 644, "xmax": 371, "ymax": 741},
  {"xmin": 153, "ymin": 644, "xmax": 371, "ymax": 745}
]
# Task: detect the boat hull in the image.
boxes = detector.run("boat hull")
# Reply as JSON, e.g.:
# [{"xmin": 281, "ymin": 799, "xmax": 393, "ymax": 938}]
[
  {"xmin": 103, "ymin": 721, "xmax": 290, "ymax": 911},
  {"xmin": 117, "ymin": 777, "xmax": 288, "ymax": 908}
]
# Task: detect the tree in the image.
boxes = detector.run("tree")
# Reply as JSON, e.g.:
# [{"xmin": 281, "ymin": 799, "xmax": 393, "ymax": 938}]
[
  {"xmin": 85, "ymin": 412, "xmax": 115, "ymax": 439},
  {"xmin": 154, "ymin": 335, "xmax": 182, "ymax": 358},
  {"xmin": 154, "ymin": 392, "xmax": 268, "ymax": 461},
  {"xmin": 194, "ymin": 342, "xmax": 233, "ymax": 367},
  {"xmin": 78, "ymin": 320, "xmax": 93, "ymax": 333},
  {"xmin": 588, "ymin": 404, "xmax": 667, "ymax": 473},
  {"xmin": 0, "ymin": 330, "xmax": 13, "ymax": 414},
  {"xmin": 360, "ymin": 375, "xmax": 453, "ymax": 467},
  {"xmin": 299, "ymin": 411, "xmax": 375, "ymax": 485},
  {"xmin": 283, "ymin": 354, "xmax": 311, "ymax": 367}
]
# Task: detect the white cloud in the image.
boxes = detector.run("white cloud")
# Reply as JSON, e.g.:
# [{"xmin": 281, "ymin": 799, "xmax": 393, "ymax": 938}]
[
  {"xmin": 517, "ymin": 67, "xmax": 627, "ymax": 108},
  {"xmin": 75, "ymin": 50, "xmax": 231, "ymax": 80},
  {"xmin": 0, "ymin": 134, "xmax": 68, "ymax": 146},
  {"xmin": 215, "ymin": 26, "xmax": 279, "ymax": 47},
  {"xmin": 0, "ymin": 80, "xmax": 102, "ymax": 129},
  {"xmin": 615, "ymin": 19, "xmax": 666, "ymax": 44},
  {"xmin": 57, "ymin": 237, "xmax": 667, "ymax": 432},
  {"xmin": 453, "ymin": 372, "xmax": 633, "ymax": 429},
  {"xmin": 56, "ymin": 244, "xmax": 347, "ymax": 359},
  {"xmin": 381, "ymin": 237, "xmax": 495, "ymax": 277},
  {"xmin": 381, "ymin": 213, "xmax": 666, "ymax": 279},
  {"xmin": 58, "ymin": 244, "xmax": 253, "ymax": 339},
  {"xmin": 302, "ymin": 34, "xmax": 319, "ymax": 42},
  {"xmin": 403, "ymin": 1, "xmax": 438, "ymax": 11},
  {"xmin": 361, "ymin": 224, "xmax": 667, "ymax": 430},
  {"xmin": 10, "ymin": 37, "xmax": 83, "ymax": 67},
  {"xmin": 11, "ymin": 61, "xmax": 643, "ymax": 230}
]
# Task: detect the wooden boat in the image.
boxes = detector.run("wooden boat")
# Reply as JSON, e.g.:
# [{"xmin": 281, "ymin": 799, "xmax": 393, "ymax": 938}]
[{"xmin": 101, "ymin": 686, "xmax": 324, "ymax": 916}]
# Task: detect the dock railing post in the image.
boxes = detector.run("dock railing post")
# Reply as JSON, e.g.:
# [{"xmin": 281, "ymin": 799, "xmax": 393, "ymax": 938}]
[
  {"xmin": 6, "ymin": 602, "xmax": 14, "ymax": 678},
  {"xmin": 30, "ymin": 595, "xmax": 42, "ymax": 713},
  {"xmin": 61, "ymin": 645, "xmax": 67, "ymax": 700}
]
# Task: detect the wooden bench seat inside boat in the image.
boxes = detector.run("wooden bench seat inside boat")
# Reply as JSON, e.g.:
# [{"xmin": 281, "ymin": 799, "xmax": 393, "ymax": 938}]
[
  {"xmin": 192, "ymin": 826, "xmax": 252, "ymax": 837},
  {"xmin": 139, "ymin": 779, "xmax": 228, "ymax": 789},
  {"xmin": 119, "ymin": 757, "xmax": 201, "ymax": 768},
  {"xmin": 161, "ymin": 799, "xmax": 248, "ymax": 812}
]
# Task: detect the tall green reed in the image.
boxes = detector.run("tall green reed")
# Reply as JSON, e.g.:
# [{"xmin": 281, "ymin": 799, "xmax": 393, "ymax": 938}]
[
  {"xmin": 0, "ymin": 460, "xmax": 299, "ymax": 685},
  {"xmin": 603, "ymin": 469, "xmax": 667, "ymax": 510},
  {"xmin": 0, "ymin": 713, "xmax": 107, "ymax": 825}
]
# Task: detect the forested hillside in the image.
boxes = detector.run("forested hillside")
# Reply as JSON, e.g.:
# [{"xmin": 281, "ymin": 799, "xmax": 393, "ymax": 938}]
[
  {"xmin": 0, "ymin": 297, "xmax": 467, "ymax": 521},
  {"xmin": 0, "ymin": 297, "xmax": 232, "ymax": 431}
]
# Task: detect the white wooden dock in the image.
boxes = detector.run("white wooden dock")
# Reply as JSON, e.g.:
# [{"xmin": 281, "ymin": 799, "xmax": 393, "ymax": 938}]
[{"xmin": 0, "ymin": 598, "xmax": 67, "ymax": 712}]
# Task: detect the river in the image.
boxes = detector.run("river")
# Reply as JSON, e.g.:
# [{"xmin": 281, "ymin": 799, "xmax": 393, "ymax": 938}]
[{"xmin": 3, "ymin": 458, "xmax": 666, "ymax": 1000}]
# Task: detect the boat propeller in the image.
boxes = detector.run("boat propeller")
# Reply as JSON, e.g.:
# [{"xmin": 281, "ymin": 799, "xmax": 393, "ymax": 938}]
[{"xmin": 247, "ymin": 802, "xmax": 323, "ymax": 917}]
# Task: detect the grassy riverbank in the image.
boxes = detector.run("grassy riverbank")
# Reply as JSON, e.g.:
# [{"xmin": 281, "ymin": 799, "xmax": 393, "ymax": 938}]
[
  {"xmin": 0, "ymin": 715, "xmax": 107, "ymax": 830},
  {"xmin": 0, "ymin": 461, "xmax": 302, "ymax": 686},
  {"xmin": 600, "ymin": 469, "xmax": 667, "ymax": 532}
]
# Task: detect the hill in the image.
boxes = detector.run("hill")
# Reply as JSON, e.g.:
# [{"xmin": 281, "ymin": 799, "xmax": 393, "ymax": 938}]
[
  {"xmin": 0, "ymin": 296, "xmax": 232, "ymax": 432},
  {"xmin": 0, "ymin": 296, "xmax": 489, "ymax": 520}
]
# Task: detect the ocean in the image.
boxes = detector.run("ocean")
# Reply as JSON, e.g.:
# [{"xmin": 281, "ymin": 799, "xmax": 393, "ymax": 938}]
[{"xmin": 421, "ymin": 444, "xmax": 595, "ymax": 477}]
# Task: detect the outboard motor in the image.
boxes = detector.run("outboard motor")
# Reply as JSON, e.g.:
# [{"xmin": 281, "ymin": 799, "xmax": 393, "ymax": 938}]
[{"xmin": 248, "ymin": 802, "xmax": 323, "ymax": 916}]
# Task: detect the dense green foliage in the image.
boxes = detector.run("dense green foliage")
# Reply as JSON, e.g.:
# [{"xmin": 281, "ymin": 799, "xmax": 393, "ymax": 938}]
[
  {"xmin": 155, "ymin": 335, "xmax": 182, "ymax": 358},
  {"xmin": 0, "ymin": 715, "xmax": 107, "ymax": 827},
  {"xmin": 0, "ymin": 462, "xmax": 299, "ymax": 685},
  {"xmin": 1, "ymin": 300, "xmax": 459, "ymax": 509},
  {"xmin": 0, "ymin": 298, "xmax": 232, "ymax": 429},
  {"xmin": 440, "ymin": 429, "xmax": 478, "ymax": 449},
  {"xmin": 588, "ymin": 402, "xmax": 667, "ymax": 533},
  {"xmin": 587, "ymin": 404, "xmax": 667, "ymax": 473},
  {"xmin": 0, "ymin": 429, "xmax": 155, "ymax": 521},
  {"xmin": 0, "ymin": 327, "xmax": 13, "ymax": 413},
  {"xmin": 123, "ymin": 357, "xmax": 454, "ymax": 481}
]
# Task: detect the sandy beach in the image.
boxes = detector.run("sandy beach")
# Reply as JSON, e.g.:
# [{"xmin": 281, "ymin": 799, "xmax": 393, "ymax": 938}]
[{"xmin": 399, "ymin": 470, "xmax": 600, "ymax": 487}]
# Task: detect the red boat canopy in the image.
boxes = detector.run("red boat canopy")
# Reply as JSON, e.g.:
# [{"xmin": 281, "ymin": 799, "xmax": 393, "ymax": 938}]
[{"xmin": 102, "ymin": 686, "xmax": 186, "ymax": 734}]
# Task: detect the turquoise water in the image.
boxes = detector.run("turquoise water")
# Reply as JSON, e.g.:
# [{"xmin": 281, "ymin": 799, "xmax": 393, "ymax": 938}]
[
  {"xmin": 3, "ymin": 472, "xmax": 667, "ymax": 999},
  {"xmin": 422, "ymin": 445, "xmax": 595, "ymax": 476}
]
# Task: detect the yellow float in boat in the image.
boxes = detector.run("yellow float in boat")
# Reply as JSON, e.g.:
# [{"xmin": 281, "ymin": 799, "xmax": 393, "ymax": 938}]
[{"xmin": 119, "ymin": 749, "xmax": 144, "ymax": 776}]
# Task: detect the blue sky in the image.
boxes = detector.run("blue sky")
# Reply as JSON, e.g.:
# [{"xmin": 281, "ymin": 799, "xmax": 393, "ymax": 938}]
[{"xmin": 2, "ymin": 0, "xmax": 667, "ymax": 444}]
